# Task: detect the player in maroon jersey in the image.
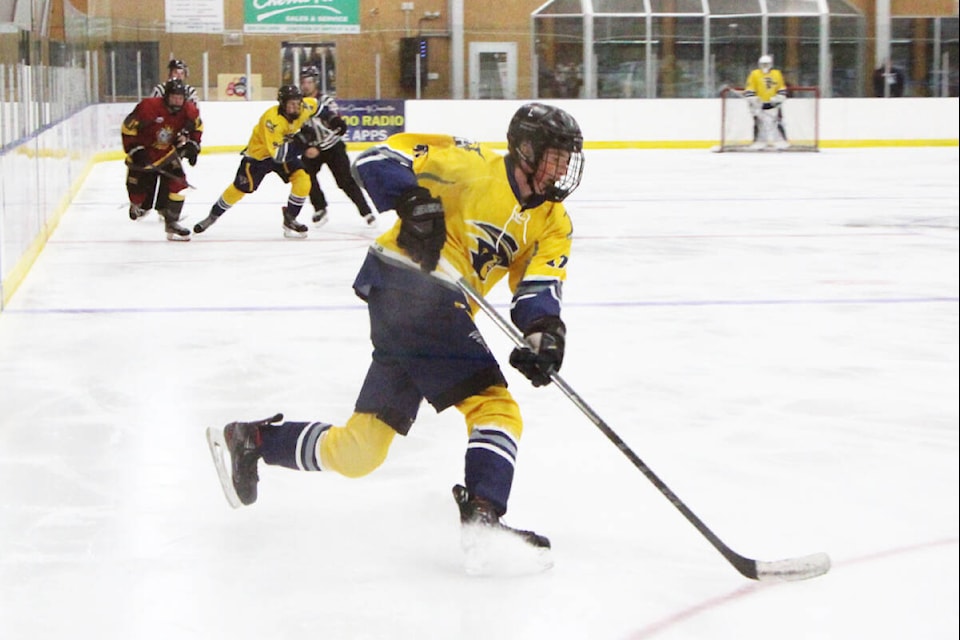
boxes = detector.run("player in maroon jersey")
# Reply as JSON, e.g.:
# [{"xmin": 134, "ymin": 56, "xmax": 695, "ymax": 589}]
[{"xmin": 121, "ymin": 78, "xmax": 203, "ymax": 240}]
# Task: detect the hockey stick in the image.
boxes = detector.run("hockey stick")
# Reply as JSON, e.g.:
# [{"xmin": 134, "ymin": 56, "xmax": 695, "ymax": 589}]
[
  {"xmin": 153, "ymin": 164, "xmax": 196, "ymax": 190},
  {"xmin": 718, "ymin": 84, "xmax": 747, "ymax": 98},
  {"xmin": 450, "ymin": 273, "xmax": 830, "ymax": 582}
]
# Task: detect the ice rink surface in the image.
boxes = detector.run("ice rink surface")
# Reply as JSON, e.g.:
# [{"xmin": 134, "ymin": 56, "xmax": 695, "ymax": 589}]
[{"xmin": 1, "ymin": 147, "xmax": 957, "ymax": 639}]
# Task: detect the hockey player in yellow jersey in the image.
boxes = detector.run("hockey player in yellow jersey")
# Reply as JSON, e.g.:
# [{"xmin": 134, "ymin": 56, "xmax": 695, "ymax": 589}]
[
  {"xmin": 743, "ymin": 54, "xmax": 789, "ymax": 149},
  {"xmin": 206, "ymin": 103, "xmax": 585, "ymax": 568},
  {"xmin": 193, "ymin": 85, "xmax": 320, "ymax": 237}
]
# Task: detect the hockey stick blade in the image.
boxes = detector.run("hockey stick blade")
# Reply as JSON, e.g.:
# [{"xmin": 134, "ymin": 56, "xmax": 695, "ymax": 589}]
[
  {"xmin": 754, "ymin": 552, "xmax": 831, "ymax": 582},
  {"xmin": 448, "ymin": 272, "xmax": 831, "ymax": 582}
]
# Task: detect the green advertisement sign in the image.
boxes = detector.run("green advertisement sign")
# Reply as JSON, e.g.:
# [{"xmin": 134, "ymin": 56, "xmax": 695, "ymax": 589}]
[{"xmin": 244, "ymin": 0, "xmax": 359, "ymax": 34}]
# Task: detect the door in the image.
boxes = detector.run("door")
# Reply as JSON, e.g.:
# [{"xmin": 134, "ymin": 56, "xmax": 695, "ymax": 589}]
[{"xmin": 469, "ymin": 42, "xmax": 517, "ymax": 99}]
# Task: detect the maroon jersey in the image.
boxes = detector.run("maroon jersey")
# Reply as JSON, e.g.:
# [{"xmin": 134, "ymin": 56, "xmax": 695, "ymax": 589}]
[{"xmin": 121, "ymin": 97, "xmax": 202, "ymax": 165}]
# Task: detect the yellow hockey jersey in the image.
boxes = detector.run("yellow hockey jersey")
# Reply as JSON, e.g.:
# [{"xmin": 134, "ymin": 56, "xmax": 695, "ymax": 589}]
[
  {"xmin": 354, "ymin": 133, "xmax": 573, "ymax": 329},
  {"xmin": 375, "ymin": 134, "xmax": 571, "ymax": 296},
  {"xmin": 743, "ymin": 69, "xmax": 787, "ymax": 102},
  {"xmin": 242, "ymin": 97, "xmax": 319, "ymax": 161}
]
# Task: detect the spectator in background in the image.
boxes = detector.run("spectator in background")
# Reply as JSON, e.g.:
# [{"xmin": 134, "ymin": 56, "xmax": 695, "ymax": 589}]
[{"xmin": 873, "ymin": 62, "xmax": 905, "ymax": 97}]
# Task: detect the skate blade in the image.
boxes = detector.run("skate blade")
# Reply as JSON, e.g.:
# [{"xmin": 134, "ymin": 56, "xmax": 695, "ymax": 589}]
[
  {"xmin": 460, "ymin": 523, "xmax": 554, "ymax": 577},
  {"xmin": 166, "ymin": 233, "xmax": 191, "ymax": 242},
  {"xmin": 312, "ymin": 216, "xmax": 329, "ymax": 228},
  {"xmin": 282, "ymin": 227, "xmax": 308, "ymax": 239},
  {"xmin": 205, "ymin": 427, "xmax": 243, "ymax": 509}
]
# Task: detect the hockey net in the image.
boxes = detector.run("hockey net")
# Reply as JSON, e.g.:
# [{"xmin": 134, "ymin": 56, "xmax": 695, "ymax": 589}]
[{"xmin": 715, "ymin": 86, "xmax": 819, "ymax": 152}]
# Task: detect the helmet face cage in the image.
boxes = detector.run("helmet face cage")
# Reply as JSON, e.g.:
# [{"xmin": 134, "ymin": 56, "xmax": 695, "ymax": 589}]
[
  {"xmin": 277, "ymin": 85, "xmax": 304, "ymax": 121},
  {"xmin": 759, "ymin": 55, "xmax": 773, "ymax": 71},
  {"xmin": 163, "ymin": 79, "xmax": 187, "ymax": 111},
  {"xmin": 507, "ymin": 103, "xmax": 585, "ymax": 202}
]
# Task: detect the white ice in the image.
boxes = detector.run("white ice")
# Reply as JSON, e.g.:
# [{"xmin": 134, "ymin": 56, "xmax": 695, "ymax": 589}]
[{"xmin": 1, "ymin": 147, "xmax": 957, "ymax": 640}]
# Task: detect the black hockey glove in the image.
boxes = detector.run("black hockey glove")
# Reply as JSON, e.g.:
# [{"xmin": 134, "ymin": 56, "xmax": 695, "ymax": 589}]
[
  {"xmin": 395, "ymin": 186, "xmax": 446, "ymax": 273},
  {"xmin": 294, "ymin": 122, "xmax": 320, "ymax": 147},
  {"xmin": 328, "ymin": 115, "xmax": 348, "ymax": 137},
  {"xmin": 509, "ymin": 317, "xmax": 566, "ymax": 387},
  {"xmin": 126, "ymin": 147, "xmax": 150, "ymax": 169},
  {"xmin": 178, "ymin": 140, "xmax": 200, "ymax": 166}
]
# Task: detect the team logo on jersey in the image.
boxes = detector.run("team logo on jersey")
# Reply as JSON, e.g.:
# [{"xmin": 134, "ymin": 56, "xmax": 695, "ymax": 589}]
[
  {"xmin": 469, "ymin": 221, "xmax": 517, "ymax": 280},
  {"xmin": 454, "ymin": 137, "xmax": 484, "ymax": 158},
  {"xmin": 157, "ymin": 125, "xmax": 176, "ymax": 145}
]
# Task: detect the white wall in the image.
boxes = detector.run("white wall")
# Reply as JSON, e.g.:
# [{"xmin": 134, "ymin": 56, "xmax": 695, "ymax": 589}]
[{"xmin": 192, "ymin": 98, "xmax": 960, "ymax": 149}]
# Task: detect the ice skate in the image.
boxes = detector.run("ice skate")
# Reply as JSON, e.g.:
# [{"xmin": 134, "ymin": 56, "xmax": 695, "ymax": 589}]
[
  {"xmin": 164, "ymin": 220, "xmax": 191, "ymax": 241},
  {"xmin": 206, "ymin": 413, "xmax": 283, "ymax": 508},
  {"xmin": 159, "ymin": 209, "xmax": 190, "ymax": 241},
  {"xmin": 129, "ymin": 204, "xmax": 148, "ymax": 221},
  {"xmin": 452, "ymin": 484, "xmax": 552, "ymax": 576},
  {"xmin": 193, "ymin": 212, "xmax": 220, "ymax": 234},
  {"xmin": 312, "ymin": 207, "xmax": 328, "ymax": 227},
  {"xmin": 282, "ymin": 206, "xmax": 308, "ymax": 238}
]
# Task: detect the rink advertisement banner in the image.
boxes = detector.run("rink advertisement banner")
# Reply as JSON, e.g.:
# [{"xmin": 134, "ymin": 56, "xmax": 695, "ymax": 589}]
[
  {"xmin": 165, "ymin": 0, "xmax": 224, "ymax": 33},
  {"xmin": 243, "ymin": 0, "xmax": 360, "ymax": 34},
  {"xmin": 337, "ymin": 100, "xmax": 405, "ymax": 144}
]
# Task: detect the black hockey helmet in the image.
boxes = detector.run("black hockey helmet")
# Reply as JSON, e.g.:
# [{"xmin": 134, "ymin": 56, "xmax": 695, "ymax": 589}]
[
  {"xmin": 300, "ymin": 65, "xmax": 320, "ymax": 80},
  {"xmin": 168, "ymin": 59, "xmax": 188, "ymax": 75},
  {"xmin": 277, "ymin": 84, "xmax": 304, "ymax": 121},
  {"xmin": 507, "ymin": 102, "xmax": 584, "ymax": 202},
  {"xmin": 163, "ymin": 78, "xmax": 187, "ymax": 112}
]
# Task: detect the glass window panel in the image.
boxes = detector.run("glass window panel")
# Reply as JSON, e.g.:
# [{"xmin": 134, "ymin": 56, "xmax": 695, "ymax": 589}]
[
  {"xmin": 595, "ymin": 15, "xmax": 647, "ymax": 42},
  {"xmin": 766, "ymin": 0, "xmax": 821, "ymax": 15},
  {"xmin": 710, "ymin": 15, "xmax": 762, "ymax": 91},
  {"xmin": 649, "ymin": 0, "xmax": 704, "ymax": 14},
  {"xmin": 706, "ymin": 0, "xmax": 761, "ymax": 16},
  {"xmin": 595, "ymin": 16, "xmax": 648, "ymax": 97},
  {"xmin": 533, "ymin": 0, "xmax": 585, "ymax": 16},
  {"xmin": 653, "ymin": 15, "xmax": 706, "ymax": 97},
  {"xmin": 830, "ymin": 15, "xmax": 860, "ymax": 40},
  {"xmin": 767, "ymin": 16, "xmax": 819, "ymax": 86},
  {"xmin": 594, "ymin": 0, "xmax": 647, "ymax": 13},
  {"xmin": 941, "ymin": 17, "xmax": 959, "ymax": 96},
  {"xmin": 826, "ymin": 0, "xmax": 860, "ymax": 17},
  {"xmin": 534, "ymin": 15, "xmax": 585, "ymax": 98}
]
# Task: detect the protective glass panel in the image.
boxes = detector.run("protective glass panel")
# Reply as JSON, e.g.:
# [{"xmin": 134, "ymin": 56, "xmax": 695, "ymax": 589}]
[
  {"xmin": 649, "ymin": 0, "xmax": 705, "ymax": 14},
  {"xmin": 653, "ymin": 16, "xmax": 706, "ymax": 96},
  {"xmin": 706, "ymin": 0, "xmax": 761, "ymax": 16},
  {"xmin": 595, "ymin": 16, "xmax": 648, "ymax": 97},
  {"xmin": 536, "ymin": 16, "xmax": 585, "ymax": 97},
  {"xmin": 826, "ymin": 0, "xmax": 860, "ymax": 17},
  {"xmin": 593, "ymin": 0, "xmax": 647, "ymax": 14},
  {"xmin": 533, "ymin": 0, "xmax": 585, "ymax": 16},
  {"xmin": 710, "ymin": 15, "xmax": 762, "ymax": 90},
  {"xmin": 766, "ymin": 0, "xmax": 822, "ymax": 15}
]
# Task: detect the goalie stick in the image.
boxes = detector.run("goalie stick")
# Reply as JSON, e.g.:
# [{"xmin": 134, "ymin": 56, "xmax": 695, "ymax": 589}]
[{"xmin": 447, "ymin": 270, "xmax": 830, "ymax": 582}]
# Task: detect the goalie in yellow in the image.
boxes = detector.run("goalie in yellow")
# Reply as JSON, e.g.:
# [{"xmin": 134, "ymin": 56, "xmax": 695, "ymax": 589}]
[
  {"xmin": 206, "ymin": 104, "xmax": 585, "ymax": 564},
  {"xmin": 743, "ymin": 54, "xmax": 789, "ymax": 149}
]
